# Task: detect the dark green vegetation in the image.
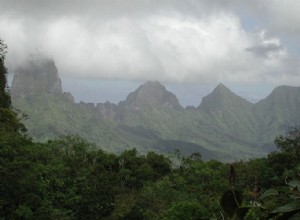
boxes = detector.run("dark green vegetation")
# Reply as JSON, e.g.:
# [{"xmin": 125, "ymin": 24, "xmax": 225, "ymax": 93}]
[
  {"xmin": 1, "ymin": 41, "xmax": 300, "ymax": 219},
  {"xmin": 10, "ymin": 58, "xmax": 300, "ymax": 161},
  {"xmin": 2, "ymin": 129, "xmax": 300, "ymax": 219}
]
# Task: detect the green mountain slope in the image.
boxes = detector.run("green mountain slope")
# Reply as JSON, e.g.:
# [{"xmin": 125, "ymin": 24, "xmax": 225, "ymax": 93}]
[
  {"xmin": 189, "ymin": 83, "xmax": 262, "ymax": 158},
  {"xmin": 254, "ymin": 85, "xmax": 300, "ymax": 146},
  {"xmin": 10, "ymin": 59, "xmax": 300, "ymax": 161},
  {"xmin": 198, "ymin": 83, "xmax": 259, "ymax": 140}
]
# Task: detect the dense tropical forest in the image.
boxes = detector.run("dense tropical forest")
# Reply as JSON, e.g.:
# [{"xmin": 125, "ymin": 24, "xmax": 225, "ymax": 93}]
[{"xmin": 1, "ymin": 39, "xmax": 300, "ymax": 219}]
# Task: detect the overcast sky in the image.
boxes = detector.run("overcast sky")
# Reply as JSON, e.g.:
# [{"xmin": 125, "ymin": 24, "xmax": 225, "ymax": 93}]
[{"xmin": 1, "ymin": 0, "xmax": 300, "ymax": 106}]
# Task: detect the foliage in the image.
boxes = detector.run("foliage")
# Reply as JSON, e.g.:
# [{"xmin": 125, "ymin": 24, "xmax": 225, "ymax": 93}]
[
  {"xmin": 0, "ymin": 38, "xmax": 27, "ymax": 140},
  {"xmin": 164, "ymin": 200, "xmax": 210, "ymax": 220},
  {"xmin": 0, "ymin": 38, "xmax": 8, "ymax": 92},
  {"xmin": 11, "ymin": 59, "xmax": 300, "ymax": 161},
  {"xmin": 1, "ymin": 117, "xmax": 300, "ymax": 219},
  {"xmin": 2, "ymin": 39, "xmax": 300, "ymax": 219},
  {"xmin": 275, "ymin": 127, "xmax": 300, "ymax": 157}
]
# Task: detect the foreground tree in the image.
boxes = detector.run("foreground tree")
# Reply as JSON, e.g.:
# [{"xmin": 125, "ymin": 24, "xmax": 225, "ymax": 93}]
[
  {"xmin": 0, "ymin": 39, "xmax": 32, "ymax": 218},
  {"xmin": 275, "ymin": 127, "xmax": 300, "ymax": 157},
  {"xmin": 0, "ymin": 38, "xmax": 8, "ymax": 93},
  {"xmin": 0, "ymin": 38, "xmax": 26, "ymax": 138}
]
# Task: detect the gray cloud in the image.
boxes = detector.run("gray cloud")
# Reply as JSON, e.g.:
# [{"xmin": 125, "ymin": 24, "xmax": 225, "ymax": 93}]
[
  {"xmin": 0, "ymin": 0, "xmax": 299, "ymax": 87},
  {"xmin": 246, "ymin": 43, "xmax": 283, "ymax": 58},
  {"xmin": 263, "ymin": 0, "xmax": 300, "ymax": 35}
]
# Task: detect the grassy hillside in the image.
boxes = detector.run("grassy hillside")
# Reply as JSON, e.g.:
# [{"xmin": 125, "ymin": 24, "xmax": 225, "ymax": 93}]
[
  {"xmin": 10, "ymin": 60, "xmax": 300, "ymax": 161},
  {"xmin": 254, "ymin": 85, "xmax": 300, "ymax": 145}
]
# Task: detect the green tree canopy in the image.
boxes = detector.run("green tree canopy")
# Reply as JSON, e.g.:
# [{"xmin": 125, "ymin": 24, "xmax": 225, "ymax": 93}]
[
  {"xmin": 275, "ymin": 127, "xmax": 300, "ymax": 157},
  {"xmin": 0, "ymin": 38, "xmax": 27, "ymax": 139}
]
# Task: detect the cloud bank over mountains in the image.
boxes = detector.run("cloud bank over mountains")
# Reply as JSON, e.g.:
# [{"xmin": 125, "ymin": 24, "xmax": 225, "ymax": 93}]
[{"xmin": 0, "ymin": 0, "xmax": 299, "ymax": 86}]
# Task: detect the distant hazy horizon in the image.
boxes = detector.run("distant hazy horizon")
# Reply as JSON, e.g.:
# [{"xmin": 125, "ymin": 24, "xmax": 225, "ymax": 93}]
[{"xmin": 8, "ymin": 72, "xmax": 275, "ymax": 107}]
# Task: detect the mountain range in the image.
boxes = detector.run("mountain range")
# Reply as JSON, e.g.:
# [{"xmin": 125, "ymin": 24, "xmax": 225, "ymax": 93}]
[{"xmin": 10, "ymin": 58, "xmax": 300, "ymax": 161}]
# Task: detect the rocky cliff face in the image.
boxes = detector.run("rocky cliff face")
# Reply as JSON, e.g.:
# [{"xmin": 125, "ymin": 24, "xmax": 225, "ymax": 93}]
[
  {"xmin": 10, "ymin": 57, "xmax": 300, "ymax": 160},
  {"xmin": 95, "ymin": 102, "xmax": 118, "ymax": 120},
  {"xmin": 119, "ymin": 81, "xmax": 183, "ymax": 111},
  {"xmin": 11, "ymin": 58, "xmax": 63, "ymax": 98},
  {"xmin": 198, "ymin": 83, "xmax": 253, "ymax": 112},
  {"xmin": 254, "ymin": 85, "xmax": 300, "ymax": 143}
]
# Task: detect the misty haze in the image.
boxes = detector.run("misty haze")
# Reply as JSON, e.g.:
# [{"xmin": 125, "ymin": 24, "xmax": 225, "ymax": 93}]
[{"xmin": 1, "ymin": 0, "xmax": 300, "ymax": 219}]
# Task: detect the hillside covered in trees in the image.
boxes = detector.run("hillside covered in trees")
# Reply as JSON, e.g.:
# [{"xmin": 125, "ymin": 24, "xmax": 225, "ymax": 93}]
[
  {"xmin": 10, "ymin": 57, "xmax": 300, "ymax": 161},
  {"xmin": 1, "ymin": 39, "xmax": 300, "ymax": 219}
]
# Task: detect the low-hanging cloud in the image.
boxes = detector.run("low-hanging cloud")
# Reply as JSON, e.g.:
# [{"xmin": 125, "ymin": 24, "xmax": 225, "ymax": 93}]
[{"xmin": 0, "ymin": 0, "xmax": 299, "ymax": 86}]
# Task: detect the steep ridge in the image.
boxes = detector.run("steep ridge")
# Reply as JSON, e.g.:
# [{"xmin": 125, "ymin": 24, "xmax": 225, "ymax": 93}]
[
  {"xmin": 11, "ymin": 58, "xmax": 63, "ymax": 97},
  {"xmin": 254, "ymin": 85, "xmax": 300, "ymax": 145},
  {"xmin": 10, "ymin": 59, "xmax": 216, "ymax": 158},
  {"xmin": 119, "ymin": 81, "xmax": 183, "ymax": 111},
  {"xmin": 115, "ymin": 82, "xmax": 210, "ymax": 157},
  {"xmin": 197, "ymin": 83, "xmax": 259, "ymax": 142},
  {"xmin": 10, "ymin": 58, "xmax": 300, "ymax": 161},
  {"xmin": 10, "ymin": 59, "xmax": 126, "ymax": 150},
  {"xmin": 198, "ymin": 83, "xmax": 253, "ymax": 113},
  {"xmin": 116, "ymin": 81, "xmax": 187, "ymax": 140}
]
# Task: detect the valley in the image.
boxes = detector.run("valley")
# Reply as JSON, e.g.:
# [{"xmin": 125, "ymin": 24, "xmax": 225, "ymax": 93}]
[{"xmin": 11, "ymin": 58, "xmax": 300, "ymax": 161}]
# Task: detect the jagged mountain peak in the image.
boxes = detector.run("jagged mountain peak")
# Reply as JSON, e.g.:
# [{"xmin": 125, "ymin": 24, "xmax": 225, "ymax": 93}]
[
  {"xmin": 253, "ymin": 85, "xmax": 300, "ymax": 139},
  {"xmin": 10, "ymin": 58, "xmax": 300, "ymax": 160},
  {"xmin": 198, "ymin": 83, "xmax": 252, "ymax": 112},
  {"xmin": 120, "ymin": 81, "xmax": 183, "ymax": 110},
  {"xmin": 139, "ymin": 81, "xmax": 164, "ymax": 89},
  {"xmin": 11, "ymin": 57, "xmax": 63, "ymax": 98},
  {"xmin": 216, "ymin": 82, "xmax": 227, "ymax": 88},
  {"xmin": 213, "ymin": 83, "xmax": 233, "ymax": 94},
  {"xmin": 256, "ymin": 85, "xmax": 300, "ymax": 105},
  {"xmin": 255, "ymin": 85, "xmax": 300, "ymax": 113},
  {"xmin": 270, "ymin": 85, "xmax": 300, "ymax": 96}
]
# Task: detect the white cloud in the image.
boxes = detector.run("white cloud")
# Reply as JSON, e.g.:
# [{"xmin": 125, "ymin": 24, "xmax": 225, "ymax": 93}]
[{"xmin": 0, "ymin": 0, "xmax": 299, "ymax": 86}]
